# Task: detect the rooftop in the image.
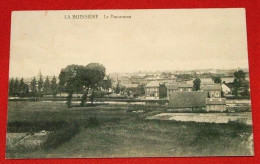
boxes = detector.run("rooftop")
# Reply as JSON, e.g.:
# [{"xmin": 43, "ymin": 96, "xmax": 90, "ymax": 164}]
[
  {"xmin": 168, "ymin": 91, "xmax": 208, "ymax": 108},
  {"xmin": 201, "ymin": 84, "xmax": 221, "ymax": 91},
  {"xmin": 145, "ymin": 81, "xmax": 160, "ymax": 87},
  {"xmin": 165, "ymin": 83, "xmax": 193, "ymax": 90}
]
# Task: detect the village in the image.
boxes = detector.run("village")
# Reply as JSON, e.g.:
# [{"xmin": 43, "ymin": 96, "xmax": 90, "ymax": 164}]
[
  {"xmin": 9, "ymin": 68, "xmax": 250, "ymax": 112},
  {"xmin": 5, "ymin": 9, "xmax": 254, "ymax": 159},
  {"xmin": 6, "ymin": 66, "xmax": 253, "ymax": 158}
]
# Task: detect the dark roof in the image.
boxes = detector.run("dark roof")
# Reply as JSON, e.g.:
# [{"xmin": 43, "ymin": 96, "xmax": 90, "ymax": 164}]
[
  {"xmin": 166, "ymin": 83, "xmax": 193, "ymax": 90},
  {"xmin": 201, "ymin": 84, "xmax": 221, "ymax": 91},
  {"xmin": 206, "ymin": 98, "xmax": 226, "ymax": 105},
  {"xmin": 168, "ymin": 91, "xmax": 207, "ymax": 108}
]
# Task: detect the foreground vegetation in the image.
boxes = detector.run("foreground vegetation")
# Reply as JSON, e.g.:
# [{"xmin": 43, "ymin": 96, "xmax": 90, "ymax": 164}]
[{"xmin": 6, "ymin": 101, "xmax": 253, "ymax": 158}]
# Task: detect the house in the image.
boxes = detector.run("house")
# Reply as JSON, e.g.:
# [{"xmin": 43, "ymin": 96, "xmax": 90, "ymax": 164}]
[
  {"xmin": 166, "ymin": 84, "xmax": 178, "ymax": 98},
  {"xmin": 200, "ymin": 84, "xmax": 221, "ymax": 98},
  {"xmin": 206, "ymin": 98, "xmax": 226, "ymax": 112},
  {"xmin": 201, "ymin": 81, "xmax": 215, "ymax": 86},
  {"xmin": 221, "ymin": 83, "xmax": 231, "ymax": 95},
  {"xmin": 165, "ymin": 82, "xmax": 193, "ymax": 98},
  {"xmin": 178, "ymin": 83, "xmax": 193, "ymax": 92},
  {"xmin": 145, "ymin": 81, "xmax": 160, "ymax": 99},
  {"xmin": 200, "ymin": 78, "xmax": 215, "ymax": 85},
  {"xmin": 168, "ymin": 91, "xmax": 227, "ymax": 112},
  {"xmin": 168, "ymin": 92, "xmax": 208, "ymax": 110}
]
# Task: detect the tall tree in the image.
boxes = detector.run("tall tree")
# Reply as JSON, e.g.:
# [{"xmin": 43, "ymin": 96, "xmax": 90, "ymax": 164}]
[
  {"xmin": 159, "ymin": 84, "xmax": 167, "ymax": 98},
  {"xmin": 241, "ymin": 83, "xmax": 250, "ymax": 97},
  {"xmin": 43, "ymin": 76, "xmax": 51, "ymax": 95},
  {"xmin": 38, "ymin": 74, "xmax": 43, "ymax": 97},
  {"xmin": 30, "ymin": 77, "xmax": 37, "ymax": 97},
  {"xmin": 115, "ymin": 82, "xmax": 120, "ymax": 94},
  {"xmin": 19, "ymin": 78, "xmax": 29, "ymax": 97},
  {"xmin": 101, "ymin": 76, "xmax": 112, "ymax": 91},
  {"xmin": 233, "ymin": 70, "xmax": 247, "ymax": 97},
  {"xmin": 50, "ymin": 76, "xmax": 58, "ymax": 97},
  {"xmin": 9, "ymin": 78, "xmax": 15, "ymax": 97},
  {"xmin": 81, "ymin": 63, "xmax": 106, "ymax": 105},
  {"xmin": 138, "ymin": 84, "xmax": 145, "ymax": 95},
  {"xmin": 14, "ymin": 78, "xmax": 19, "ymax": 97},
  {"xmin": 193, "ymin": 78, "xmax": 201, "ymax": 91},
  {"xmin": 234, "ymin": 70, "xmax": 246, "ymax": 81},
  {"xmin": 59, "ymin": 64, "xmax": 85, "ymax": 108}
]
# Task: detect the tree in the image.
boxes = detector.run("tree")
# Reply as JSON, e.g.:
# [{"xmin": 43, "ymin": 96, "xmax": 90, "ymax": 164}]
[
  {"xmin": 59, "ymin": 64, "xmax": 85, "ymax": 108},
  {"xmin": 193, "ymin": 78, "xmax": 201, "ymax": 91},
  {"xmin": 161, "ymin": 72, "xmax": 171, "ymax": 78},
  {"xmin": 232, "ymin": 87, "xmax": 239, "ymax": 97},
  {"xmin": 120, "ymin": 85, "xmax": 126, "ymax": 93},
  {"xmin": 14, "ymin": 78, "xmax": 19, "ymax": 96},
  {"xmin": 159, "ymin": 84, "xmax": 167, "ymax": 99},
  {"xmin": 137, "ymin": 84, "xmax": 145, "ymax": 95},
  {"xmin": 176, "ymin": 74, "xmax": 194, "ymax": 80},
  {"xmin": 9, "ymin": 78, "xmax": 15, "ymax": 96},
  {"xmin": 30, "ymin": 77, "xmax": 37, "ymax": 97},
  {"xmin": 234, "ymin": 70, "xmax": 246, "ymax": 81},
  {"xmin": 38, "ymin": 74, "xmax": 43, "ymax": 97},
  {"xmin": 241, "ymin": 84, "xmax": 250, "ymax": 97},
  {"xmin": 233, "ymin": 70, "xmax": 248, "ymax": 98},
  {"xmin": 43, "ymin": 76, "xmax": 51, "ymax": 95},
  {"xmin": 18, "ymin": 78, "xmax": 29, "ymax": 97},
  {"xmin": 115, "ymin": 82, "xmax": 120, "ymax": 94},
  {"xmin": 102, "ymin": 76, "xmax": 112, "ymax": 91},
  {"xmin": 50, "ymin": 76, "xmax": 58, "ymax": 97},
  {"xmin": 81, "ymin": 63, "xmax": 106, "ymax": 105},
  {"xmin": 212, "ymin": 77, "xmax": 222, "ymax": 84}
]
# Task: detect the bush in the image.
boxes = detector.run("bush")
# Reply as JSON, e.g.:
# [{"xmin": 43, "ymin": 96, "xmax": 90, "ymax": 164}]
[
  {"xmin": 86, "ymin": 117, "xmax": 100, "ymax": 127},
  {"xmin": 42, "ymin": 122, "xmax": 80, "ymax": 150},
  {"xmin": 7, "ymin": 121, "xmax": 68, "ymax": 133},
  {"xmin": 227, "ymin": 121, "xmax": 250, "ymax": 137}
]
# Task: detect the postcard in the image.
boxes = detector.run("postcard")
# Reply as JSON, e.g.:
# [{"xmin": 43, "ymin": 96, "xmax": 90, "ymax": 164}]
[{"xmin": 6, "ymin": 9, "xmax": 253, "ymax": 158}]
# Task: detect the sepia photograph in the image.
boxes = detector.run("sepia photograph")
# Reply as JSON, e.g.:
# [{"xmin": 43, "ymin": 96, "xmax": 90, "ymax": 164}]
[{"xmin": 6, "ymin": 9, "xmax": 254, "ymax": 158}]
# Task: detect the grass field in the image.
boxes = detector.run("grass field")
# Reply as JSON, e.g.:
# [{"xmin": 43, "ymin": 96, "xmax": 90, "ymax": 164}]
[{"xmin": 6, "ymin": 101, "xmax": 253, "ymax": 158}]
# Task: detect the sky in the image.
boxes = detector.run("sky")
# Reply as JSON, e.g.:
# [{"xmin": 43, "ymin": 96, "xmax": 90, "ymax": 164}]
[{"xmin": 9, "ymin": 9, "xmax": 249, "ymax": 78}]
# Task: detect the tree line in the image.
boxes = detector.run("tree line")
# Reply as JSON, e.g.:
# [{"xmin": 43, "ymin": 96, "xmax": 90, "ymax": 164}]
[
  {"xmin": 9, "ymin": 75, "xmax": 59, "ymax": 98},
  {"xmin": 9, "ymin": 63, "xmax": 112, "ymax": 108}
]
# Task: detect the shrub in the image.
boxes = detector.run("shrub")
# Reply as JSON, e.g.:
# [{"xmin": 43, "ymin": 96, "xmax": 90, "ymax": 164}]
[
  {"xmin": 86, "ymin": 117, "xmax": 99, "ymax": 127},
  {"xmin": 42, "ymin": 122, "xmax": 80, "ymax": 150},
  {"xmin": 7, "ymin": 121, "xmax": 68, "ymax": 133},
  {"xmin": 227, "ymin": 121, "xmax": 250, "ymax": 137}
]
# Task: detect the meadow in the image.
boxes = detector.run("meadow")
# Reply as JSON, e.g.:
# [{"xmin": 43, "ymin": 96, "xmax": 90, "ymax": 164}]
[{"xmin": 6, "ymin": 101, "xmax": 253, "ymax": 158}]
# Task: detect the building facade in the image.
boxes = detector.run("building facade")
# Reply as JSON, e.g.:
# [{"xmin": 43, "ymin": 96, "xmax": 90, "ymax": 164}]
[
  {"xmin": 145, "ymin": 81, "xmax": 160, "ymax": 99},
  {"xmin": 221, "ymin": 83, "xmax": 231, "ymax": 95},
  {"xmin": 168, "ymin": 91, "xmax": 227, "ymax": 112},
  {"xmin": 201, "ymin": 84, "xmax": 222, "ymax": 98},
  {"xmin": 166, "ymin": 83, "xmax": 193, "ymax": 99},
  {"xmin": 206, "ymin": 98, "xmax": 226, "ymax": 112}
]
